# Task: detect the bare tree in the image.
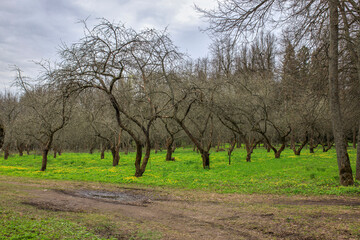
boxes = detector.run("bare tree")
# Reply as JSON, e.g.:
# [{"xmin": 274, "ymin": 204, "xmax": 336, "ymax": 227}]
[
  {"xmin": 162, "ymin": 58, "xmax": 217, "ymax": 169},
  {"xmin": 0, "ymin": 92, "xmax": 21, "ymax": 159},
  {"xmin": 161, "ymin": 119, "xmax": 182, "ymax": 161},
  {"xmin": 197, "ymin": 0, "xmax": 355, "ymax": 185},
  {"xmin": 57, "ymin": 19, "xmax": 181, "ymax": 177},
  {"xmin": 14, "ymin": 68, "xmax": 71, "ymax": 171},
  {"xmin": 0, "ymin": 120, "xmax": 4, "ymax": 150}
]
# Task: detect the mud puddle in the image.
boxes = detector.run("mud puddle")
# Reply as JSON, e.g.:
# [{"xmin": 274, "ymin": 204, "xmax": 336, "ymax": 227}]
[{"xmin": 56, "ymin": 189, "xmax": 152, "ymax": 206}]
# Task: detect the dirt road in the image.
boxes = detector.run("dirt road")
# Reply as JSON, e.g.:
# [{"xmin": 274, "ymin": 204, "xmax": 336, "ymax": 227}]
[{"xmin": 1, "ymin": 176, "xmax": 360, "ymax": 239}]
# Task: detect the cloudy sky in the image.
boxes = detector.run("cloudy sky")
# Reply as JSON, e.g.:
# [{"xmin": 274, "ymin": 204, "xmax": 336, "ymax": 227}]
[{"xmin": 0, "ymin": 0, "xmax": 217, "ymax": 91}]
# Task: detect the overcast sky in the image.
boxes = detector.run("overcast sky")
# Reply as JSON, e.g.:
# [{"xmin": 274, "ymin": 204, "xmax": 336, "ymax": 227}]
[{"xmin": 0, "ymin": 0, "xmax": 217, "ymax": 91}]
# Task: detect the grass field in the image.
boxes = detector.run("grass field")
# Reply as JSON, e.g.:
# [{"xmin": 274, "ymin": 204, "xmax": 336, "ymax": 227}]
[{"xmin": 0, "ymin": 146, "xmax": 359, "ymax": 196}]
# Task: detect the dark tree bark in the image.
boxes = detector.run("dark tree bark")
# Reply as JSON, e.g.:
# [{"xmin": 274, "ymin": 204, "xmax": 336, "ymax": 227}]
[
  {"xmin": 265, "ymin": 143, "xmax": 271, "ymax": 152},
  {"xmin": 40, "ymin": 140, "xmax": 52, "ymax": 171},
  {"xmin": 353, "ymin": 127, "xmax": 357, "ymax": 149},
  {"xmin": 17, "ymin": 143, "xmax": 24, "ymax": 157},
  {"xmin": 227, "ymin": 138, "xmax": 236, "ymax": 165},
  {"xmin": 274, "ymin": 144, "xmax": 286, "ymax": 158},
  {"xmin": 244, "ymin": 138, "xmax": 261, "ymax": 162},
  {"xmin": 165, "ymin": 137, "xmax": 175, "ymax": 161},
  {"xmin": 89, "ymin": 145, "xmax": 95, "ymax": 154},
  {"xmin": 309, "ymin": 138, "xmax": 318, "ymax": 153},
  {"xmin": 260, "ymin": 127, "xmax": 291, "ymax": 159},
  {"xmin": 292, "ymin": 135, "xmax": 309, "ymax": 156},
  {"xmin": 0, "ymin": 123, "xmax": 4, "ymax": 149},
  {"xmin": 24, "ymin": 143, "xmax": 31, "ymax": 155},
  {"xmin": 356, "ymin": 123, "xmax": 360, "ymax": 180},
  {"xmin": 321, "ymin": 141, "xmax": 334, "ymax": 152},
  {"xmin": 100, "ymin": 144, "xmax": 106, "ymax": 159},
  {"xmin": 201, "ymin": 151, "xmax": 210, "ymax": 169},
  {"xmin": 290, "ymin": 134, "xmax": 295, "ymax": 150},
  {"xmin": 53, "ymin": 148, "xmax": 57, "ymax": 159},
  {"xmin": 111, "ymin": 147, "xmax": 120, "ymax": 166},
  {"xmin": 329, "ymin": 0, "xmax": 353, "ymax": 186},
  {"xmin": 4, "ymin": 144, "xmax": 10, "ymax": 160},
  {"xmin": 175, "ymin": 116, "xmax": 212, "ymax": 169},
  {"xmin": 134, "ymin": 142, "xmax": 143, "ymax": 177},
  {"xmin": 134, "ymin": 139, "xmax": 151, "ymax": 177},
  {"xmin": 124, "ymin": 143, "xmax": 129, "ymax": 155},
  {"xmin": 41, "ymin": 148, "xmax": 49, "ymax": 171},
  {"xmin": 309, "ymin": 130, "xmax": 320, "ymax": 153},
  {"xmin": 236, "ymin": 138, "xmax": 241, "ymax": 148},
  {"xmin": 154, "ymin": 142, "xmax": 159, "ymax": 154},
  {"xmin": 292, "ymin": 135, "xmax": 308, "ymax": 156},
  {"xmin": 40, "ymin": 137, "xmax": 54, "ymax": 171}
]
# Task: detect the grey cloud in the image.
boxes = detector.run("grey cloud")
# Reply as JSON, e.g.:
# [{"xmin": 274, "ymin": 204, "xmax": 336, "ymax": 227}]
[{"xmin": 0, "ymin": 0, "xmax": 215, "ymax": 91}]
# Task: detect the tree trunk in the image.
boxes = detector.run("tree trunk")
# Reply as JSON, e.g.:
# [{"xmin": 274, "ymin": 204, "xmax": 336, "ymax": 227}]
[
  {"xmin": 216, "ymin": 141, "xmax": 220, "ymax": 152},
  {"xmin": 154, "ymin": 142, "xmax": 159, "ymax": 154},
  {"xmin": 53, "ymin": 149, "xmax": 57, "ymax": 159},
  {"xmin": 0, "ymin": 123, "xmax": 4, "ymax": 149},
  {"xmin": 227, "ymin": 139, "xmax": 236, "ymax": 165},
  {"xmin": 356, "ymin": 123, "xmax": 360, "ymax": 180},
  {"xmin": 25, "ymin": 144, "xmax": 30, "ymax": 155},
  {"xmin": 166, "ymin": 146, "xmax": 174, "ymax": 161},
  {"xmin": 100, "ymin": 148, "xmax": 105, "ymax": 159},
  {"xmin": 40, "ymin": 148, "xmax": 49, "ymax": 171},
  {"xmin": 201, "ymin": 151, "xmax": 210, "ymax": 169},
  {"xmin": 89, "ymin": 146, "xmax": 95, "ymax": 154},
  {"xmin": 322, "ymin": 142, "xmax": 334, "ymax": 152},
  {"xmin": 111, "ymin": 147, "xmax": 120, "ymax": 166},
  {"xmin": 236, "ymin": 138, "xmax": 241, "ymax": 148},
  {"xmin": 265, "ymin": 143, "xmax": 271, "ymax": 152},
  {"xmin": 4, "ymin": 144, "xmax": 9, "ymax": 160},
  {"xmin": 165, "ymin": 137, "xmax": 175, "ymax": 161},
  {"xmin": 290, "ymin": 134, "xmax": 295, "ymax": 150},
  {"xmin": 274, "ymin": 143, "xmax": 286, "ymax": 158},
  {"xmin": 353, "ymin": 127, "xmax": 357, "ymax": 149},
  {"xmin": 134, "ymin": 142, "xmax": 143, "ymax": 177},
  {"xmin": 244, "ymin": 138, "xmax": 256, "ymax": 162},
  {"xmin": 292, "ymin": 135, "xmax": 308, "ymax": 156},
  {"xmin": 246, "ymin": 152, "xmax": 252, "ymax": 162},
  {"xmin": 329, "ymin": 0, "xmax": 353, "ymax": 186},
  {"xmin": 17, "ymin": 144, "xmax": 24, "ymax": 156},
  {"xmin": 124, "ymin": 142, "xmax": 129, "ymax": 155},
  {"xmin": 135, "ymin": 140, "xmax": 151, "ymax": 177},
  {"xmin": 139, "ymin": 141, "xmax": 151, "ymax": 175},
  {"xmin": 309, "ymin": 146, "xmax": 314, "ymax": 154},
  {"xmin": 309, "ymin": 136, "xmax": 315, "ymax": 153}
]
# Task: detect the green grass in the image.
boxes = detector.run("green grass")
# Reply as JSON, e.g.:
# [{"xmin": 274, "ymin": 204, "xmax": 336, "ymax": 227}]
[
  {"xmin": 0, "ymin": 147, "xmax": 359, "ymax": 195},
  {"xmin": 0, "ymin": 209, "xmax": 110, "ymax": 240}
]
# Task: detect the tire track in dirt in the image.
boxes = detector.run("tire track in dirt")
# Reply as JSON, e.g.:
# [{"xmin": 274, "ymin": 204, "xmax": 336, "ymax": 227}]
[{"xmin": 1, "ymin": 178, "xmax": 360, "ymax": 240}]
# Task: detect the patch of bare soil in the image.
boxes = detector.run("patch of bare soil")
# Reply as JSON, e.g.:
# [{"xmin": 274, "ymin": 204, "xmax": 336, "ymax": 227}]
[
  {"xmin": 1, "ymin": 177, "xmax": 360, "ymax": 240},
  {"xmin": 55, "ymin": 189, "xmax": 153, "ymax": 206},
  {"xmin": 21, "ymin": 200, "xmax": 85, "ymax": 213},
  {"xmin": 275, "ymin": 198, "xmax": 360, "ymax": 206}
]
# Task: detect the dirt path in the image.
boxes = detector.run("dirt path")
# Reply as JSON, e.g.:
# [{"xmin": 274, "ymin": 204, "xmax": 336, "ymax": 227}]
[{"xmin": 1, "ymin": 177, "xmax": 360, "ymax": 239}]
